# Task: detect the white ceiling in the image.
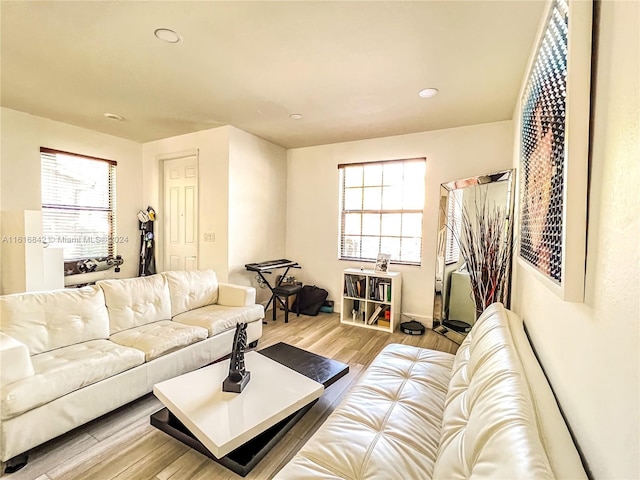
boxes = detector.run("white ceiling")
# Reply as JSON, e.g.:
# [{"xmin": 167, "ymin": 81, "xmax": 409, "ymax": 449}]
[{"xmin": 0, "ymin": 1, "xmax": 545, "ymax": 149}]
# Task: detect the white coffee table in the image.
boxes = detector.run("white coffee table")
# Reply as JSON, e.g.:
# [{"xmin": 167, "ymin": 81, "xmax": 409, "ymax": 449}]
[{"xmin": 152, "ymin": 351, "xmax": 324, "ymax": 460}]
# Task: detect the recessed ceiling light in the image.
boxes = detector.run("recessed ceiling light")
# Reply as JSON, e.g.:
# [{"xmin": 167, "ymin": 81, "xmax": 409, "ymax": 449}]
[
  {"xmin": 418, "ymin": 88, "xmax": 439, "ymax": 98},
  {"xmin": 289, "ymin": 113, "xmax": 303, "ymax": 120},
  {"xmin": 104, "ymin": 113, "xmax": 124, "ymax": 121},
  {"xmin": 154, "ymin": 28, "xmax": 182, "ymax": 43}
]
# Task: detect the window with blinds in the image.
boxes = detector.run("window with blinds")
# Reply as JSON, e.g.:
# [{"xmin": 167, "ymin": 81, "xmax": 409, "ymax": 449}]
[
  {"xmin": 338, "ymin": 158, "xmax": 426, "ymax": 266},
  {"xmin": 41, "ymin": 148, "xmax": 117, "ymax": 261},
  {"xmin": 445, "ymin": 189, "xmax": 463, "ymax": 264}
]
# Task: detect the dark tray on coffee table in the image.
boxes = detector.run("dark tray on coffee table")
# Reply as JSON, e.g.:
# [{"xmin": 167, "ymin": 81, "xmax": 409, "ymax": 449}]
[{"xmin": 257, "ymin": 342, "xmax": 349, "ymax": 388}]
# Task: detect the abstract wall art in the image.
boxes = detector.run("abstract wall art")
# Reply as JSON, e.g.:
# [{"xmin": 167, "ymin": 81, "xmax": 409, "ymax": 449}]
[{"xmin": 518, "ymin": 0, "xmax": 592, "ymax": 301}]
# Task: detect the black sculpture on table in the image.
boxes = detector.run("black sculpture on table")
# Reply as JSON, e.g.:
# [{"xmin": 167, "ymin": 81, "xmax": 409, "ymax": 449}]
[{"xmin": 222, "ymin": 322, "xmax": 251, "ymax": 393}]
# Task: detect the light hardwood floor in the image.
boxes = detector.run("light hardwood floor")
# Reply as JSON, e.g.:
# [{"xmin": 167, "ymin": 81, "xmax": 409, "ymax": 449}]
[{"xmin": 2, "ymin": 312, "xmax": 458, "ymax": 480}]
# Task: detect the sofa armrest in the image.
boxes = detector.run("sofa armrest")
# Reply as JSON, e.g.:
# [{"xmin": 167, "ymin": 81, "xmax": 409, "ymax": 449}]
[
  {"xmin": 217, "ymin": 283, "xmax": 256, "ymax": 307},
  {"xmin": 0, "ymin": 331, "xmax": 35, "ymax": 387}
]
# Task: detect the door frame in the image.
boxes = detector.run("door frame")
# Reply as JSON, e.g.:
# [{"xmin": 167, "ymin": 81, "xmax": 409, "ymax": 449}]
[{"xmin": 157, "ymin": 149, "xmax": 200, "ymax": 273}]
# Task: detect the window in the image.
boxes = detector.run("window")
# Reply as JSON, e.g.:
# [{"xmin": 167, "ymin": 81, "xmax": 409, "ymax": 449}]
[
  {"xmin": 339, "ymin": 158, "xmax": 425, "ymax": 265},
  {"xmin": 445, "ymin": 189, "xmax": 463, "ymax": 264},
  {"xmin": 41, "ymin": 147, "xmax": 117, "ymax": 260}
]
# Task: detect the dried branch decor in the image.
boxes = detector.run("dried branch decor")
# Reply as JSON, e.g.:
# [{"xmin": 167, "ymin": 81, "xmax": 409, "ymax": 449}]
[{"xmin": 453, "ymin": 194, "xmax": 513, "ymax": 317}]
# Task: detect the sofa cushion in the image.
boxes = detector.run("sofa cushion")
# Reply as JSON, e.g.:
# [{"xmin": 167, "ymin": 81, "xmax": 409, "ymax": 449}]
[
  {"xmin": 0, "ymin": 332, "xmax": 34, "ymax": 387},
  {"xmin": 162, "ymin": 270, "xmax": 219, "ymax": 317},
  {"xmin": 0, "ymin": 286, "xmax": 109, "ymax": 355},
  {"xmin": 98, "ymin": 275, "xmax": 172, "ymax": 335},
  {"xmin": 172, "ymin": 304, "xmax": 264, "ymax": 337},
  {"xmin": 109, "ymin": 320, "xmax": 208, "ymax": 362},
  {"xmin": 0, "ymin": 339, "xmax": 144, "ymax": 420},
  {"xmin": 433, "ymin": 303, "xmax": 555, "ymax": 479},
  {"xmin": 274, "ymin": 344, "xmax": 455, "ymax": 479}
]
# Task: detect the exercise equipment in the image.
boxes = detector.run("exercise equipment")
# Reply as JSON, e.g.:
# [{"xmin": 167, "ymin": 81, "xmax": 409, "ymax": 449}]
[{"xmin": 138, "ymin": 206, "xmax": 157, "ymax": 276}]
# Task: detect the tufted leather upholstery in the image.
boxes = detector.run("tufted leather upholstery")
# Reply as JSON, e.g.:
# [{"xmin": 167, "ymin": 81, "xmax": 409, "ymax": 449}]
[
  {"xmin": 162, "ymin": 269, "xmax": 219, "ymax": 317},
  {"xmin": 276, "ymin": 303, "xmax": 587, "ymax": 479},
  {"xmin": 172, "ymin": 303, "xmax": 264, "ymax": 336},
  {"xmin": 433, "ymin": 302, "xmax": 554, "ymax": 478},
  {"xmin": 1, "ymin": 339, "xmax": 144, "ymax": 420},
  {"xmin": 109, "ymin": 320, "xmax": 207, "ymax": 361},
  {"xmin": 0, "ymin": 269, "xmax": 264, "ymax": 462},
  {"xmin": 98, "ymin": 274, "xmax": 172, "ymax": 334},
  {"xmin": 0, "ymin": 285, "xmax": 109, "ymax": 355},
  {"xmin": 276, "ymin": 344, "xmax": 455, "ymax": 479}
]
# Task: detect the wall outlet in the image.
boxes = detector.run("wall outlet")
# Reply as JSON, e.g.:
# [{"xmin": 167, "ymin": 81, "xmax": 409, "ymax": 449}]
[{"xmin": 204, "ymin": 232, "xmax": 215, "ymax": 242}]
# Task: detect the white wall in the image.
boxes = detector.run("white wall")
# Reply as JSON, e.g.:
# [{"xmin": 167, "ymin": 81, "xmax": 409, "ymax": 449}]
[
  {"xmin": 142, "ymin": 127, "xmax": 231, "ymax": 280},
  {"xmin": 286, "ymin": 121, "xmax": 514, "ymax": 324},
  {"xmin": 142, "ymin": 125, "xmax": 287, "ymax": 299},
  {"xmin": 228, "ymin": 126, "xmax": 287, "ymax": 303},
  {"xmin": 510, "ymin": 1, "xmax": 640, "ymax": 478},
  {"xmin": 0, "ymin": 108, "xmax": 142, "ymax": 293}
]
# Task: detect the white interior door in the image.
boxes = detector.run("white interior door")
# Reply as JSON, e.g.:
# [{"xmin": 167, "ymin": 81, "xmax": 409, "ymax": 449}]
[{"xmin": 163, "ymin": 155, "xmax": 198, "ymax": 271}]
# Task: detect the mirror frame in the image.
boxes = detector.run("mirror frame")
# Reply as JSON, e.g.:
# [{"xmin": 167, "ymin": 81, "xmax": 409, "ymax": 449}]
[{"xmin": 432, "ymin": 169, "xmax": 516, "ymax": 337}]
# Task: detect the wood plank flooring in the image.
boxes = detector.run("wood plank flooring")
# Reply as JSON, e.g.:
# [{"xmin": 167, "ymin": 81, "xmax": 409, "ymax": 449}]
[{"xmin": 2, "ymin": 312, "xmax": 458, "ymax": 480}]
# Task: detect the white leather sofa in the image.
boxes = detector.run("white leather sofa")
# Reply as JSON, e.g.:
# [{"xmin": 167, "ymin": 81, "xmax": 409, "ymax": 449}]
[
  {"xmin": 0, "ymin": 269, "xmax": 263, "ymax": 468},
  {"xmin": 276, "ymin": 303, "xmax": 587, "ymax": 479}
]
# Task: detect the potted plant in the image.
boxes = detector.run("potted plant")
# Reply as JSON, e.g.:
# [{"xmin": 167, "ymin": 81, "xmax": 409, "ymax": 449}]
[{"xmin": 454, "ymin": 193, "xmax": 513, "ymax": 318}]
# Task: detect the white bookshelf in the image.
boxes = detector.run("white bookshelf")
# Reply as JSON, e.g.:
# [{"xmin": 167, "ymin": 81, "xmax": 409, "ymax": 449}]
[{"xmin": 340, "ymin": 268, "xmax": 401, "ymax": 333}]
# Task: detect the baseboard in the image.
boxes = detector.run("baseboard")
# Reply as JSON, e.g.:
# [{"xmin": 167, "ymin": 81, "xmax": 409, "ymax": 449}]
[{"xmin": 401, "ymin": 312, "xmax": 432, "ymax": 329}]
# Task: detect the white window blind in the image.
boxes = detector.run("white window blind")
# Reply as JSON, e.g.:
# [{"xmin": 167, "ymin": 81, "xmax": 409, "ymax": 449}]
[
  {"xmin": 339, "ymin": 158, "xmax": 426, "ymax": 266},
  {"xmin": 41, "ymin": 147, "xmax": 117, "ymax": 260},
  {"xmin": 445, "ymin": 189, "xmax": 463, "ymax": 264}
]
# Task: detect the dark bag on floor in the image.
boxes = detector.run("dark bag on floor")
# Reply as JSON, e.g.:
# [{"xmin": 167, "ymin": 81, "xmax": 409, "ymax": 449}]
[{"xmin": 293, "ymin": 285, "xmax": 329, "ymax": 316}]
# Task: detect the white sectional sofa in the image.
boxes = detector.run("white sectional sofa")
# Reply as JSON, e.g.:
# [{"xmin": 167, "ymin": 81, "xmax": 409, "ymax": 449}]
[
  {"xmin": 276, "ymin": 303, "xmax": 588, "ymax": 479},
  {"xmin": 0, "ymin": 269, "xmax": 263, "ymax": 469}
]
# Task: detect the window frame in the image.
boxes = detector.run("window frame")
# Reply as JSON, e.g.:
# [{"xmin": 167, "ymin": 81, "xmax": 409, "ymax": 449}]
[
  {"xmin": 40, "ymin": 147, "xmax": 117, "ymax": 262},
  {"xmin": 444, "ymin": 189, "xmax": 463, "ymax": 265},
  {"xmin": 338, "ymin": 157, "xmax": 426, "ymax": 266}
]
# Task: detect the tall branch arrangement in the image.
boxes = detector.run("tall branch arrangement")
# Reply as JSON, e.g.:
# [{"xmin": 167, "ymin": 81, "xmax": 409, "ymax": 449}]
[{"xmin": 455, "ymin": 195, "xmax": 513, "ymax": 316}]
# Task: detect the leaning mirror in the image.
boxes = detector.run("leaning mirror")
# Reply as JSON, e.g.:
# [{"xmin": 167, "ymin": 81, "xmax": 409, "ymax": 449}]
[{"xmin": 432, "ymin": 169, "xmax": 515, "ymax": 344}]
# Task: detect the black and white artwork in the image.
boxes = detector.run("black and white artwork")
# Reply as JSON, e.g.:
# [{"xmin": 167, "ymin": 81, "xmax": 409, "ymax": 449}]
[
  {"xmin": 519, "ymin": 0, "xmax": 568, "ymax": 283},
  {"xmin": 518, "ymin": 0, "xmax": 592, "ymax": 301}
]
